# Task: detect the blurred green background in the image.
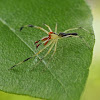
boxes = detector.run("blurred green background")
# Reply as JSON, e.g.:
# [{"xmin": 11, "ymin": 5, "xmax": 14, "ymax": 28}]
[
  {"xmin": 0, "ymin": 0, "xmax": 100, "ymax": 100},
  {"xmin": 81, "ymin": 0, "xmax": 100, "ymax": 100}
]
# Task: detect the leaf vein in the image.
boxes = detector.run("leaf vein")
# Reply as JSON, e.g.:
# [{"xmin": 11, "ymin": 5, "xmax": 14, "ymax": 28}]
[{"xmin": 0, "ymin": 18, "xmax": 67, "ymax": 94}]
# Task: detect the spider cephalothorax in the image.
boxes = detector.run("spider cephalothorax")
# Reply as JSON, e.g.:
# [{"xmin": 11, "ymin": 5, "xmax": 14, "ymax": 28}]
[{"xmin": 10, "ymin": 23, "xmax": 90, "ymax": 70}]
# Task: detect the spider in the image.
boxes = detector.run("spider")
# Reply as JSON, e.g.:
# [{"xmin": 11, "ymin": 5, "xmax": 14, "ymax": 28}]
[{"xmin": 9, "ymin": 23, "xmax": 90, "ymax": 69}]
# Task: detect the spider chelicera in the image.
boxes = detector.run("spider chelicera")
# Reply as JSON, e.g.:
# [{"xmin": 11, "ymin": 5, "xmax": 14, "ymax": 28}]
[{"xmin": 9, "ymin": 23, "xmax": 90, "ymax": 69}]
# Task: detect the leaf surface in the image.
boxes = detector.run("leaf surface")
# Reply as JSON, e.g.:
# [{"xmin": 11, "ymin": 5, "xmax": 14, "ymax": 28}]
[{"xmin": 0, "ymin": 0, "xmax": 95, "ymax": 100}]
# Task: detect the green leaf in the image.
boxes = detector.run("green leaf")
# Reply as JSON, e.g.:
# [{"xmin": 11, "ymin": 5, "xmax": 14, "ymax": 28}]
[{"xmin": 0, "ymin": 0, "xmax": 95, "ymax": 100}]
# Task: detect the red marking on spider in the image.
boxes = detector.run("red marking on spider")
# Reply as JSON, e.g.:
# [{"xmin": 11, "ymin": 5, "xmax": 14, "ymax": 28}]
[
  {"xmin": 42, "ymin": 37, "xmax": 48, "ymax": 41},
  {"xmin": 35, "ymin": 40, "xmax": 40, "ymax": 44},
  {"xmin": 48, "ymin": 32, "xmax": 54, "ymax": 35}
]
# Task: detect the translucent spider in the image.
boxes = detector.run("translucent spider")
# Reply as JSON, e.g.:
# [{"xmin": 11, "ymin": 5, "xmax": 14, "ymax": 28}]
[{"xmin": 9, "ymin": 23, "xmax": 90, "ymax": 69}]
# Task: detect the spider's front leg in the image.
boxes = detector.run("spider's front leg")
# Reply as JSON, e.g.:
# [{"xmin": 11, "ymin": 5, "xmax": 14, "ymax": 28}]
[
  {"xmin": 44, "ymin": 24, "xmax": 53, "ymax": 32},
  {"xmin": 34, "ymin": 35, "xmax": 51, "ymax": 49},
  {"xmin": 20, "ymin": 24, "xmax": 49, "ymax": 34},
  {"xmin": 55, "ymin": 23, "xmax": 57, "ymax": 33}
]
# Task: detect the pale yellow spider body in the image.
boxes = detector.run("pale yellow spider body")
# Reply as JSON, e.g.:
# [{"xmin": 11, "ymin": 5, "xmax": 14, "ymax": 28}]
[{"xmin": 51, "ymin": 34, "xmax": 60, "ymax": 39}]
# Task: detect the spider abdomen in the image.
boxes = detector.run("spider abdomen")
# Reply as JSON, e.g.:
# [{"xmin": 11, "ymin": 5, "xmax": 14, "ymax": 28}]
[{"xmin": 58, "ymin": 33, "xmax": 78, "ymax": 37}]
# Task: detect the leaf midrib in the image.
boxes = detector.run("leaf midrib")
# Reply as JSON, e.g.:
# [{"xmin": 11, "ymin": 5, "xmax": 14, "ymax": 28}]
[{"xmin": 0, "ymin": 17, "xmax": 67, "ymax": 94}]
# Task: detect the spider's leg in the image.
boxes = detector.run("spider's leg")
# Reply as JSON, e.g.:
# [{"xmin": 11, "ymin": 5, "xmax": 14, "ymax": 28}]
[
  {"xmin": 63, "ymin": 27, "xmax": 90, "ymax": 33},
  {"xmin": 34, "ymin": 40, "xmax": 54, "ymax": 56},
  {"xmin": 42, "ymin": 40, "xmax": 55, "ymax": 59},
  {"xmin": 9, "ymin": 40, "xmax": 53, "ymax": 70},
  {"xmin": 65, "ymin": 35, "xmax": 91, "ymax": 50},
  {"xmin": 9, "ymin": 57, "xmax": 33, "ymax": 70},
  {"xmin": 40, "ymin": 40, "xmax": 57, "ymax": 65},
  {"xmin": 34, "ymin": 36, "xmax": 49, "ymax": 46},
  {"xmin": 35, "ymin": 35, "xmax": 52, "ymax": 49},
  {"xmin": 51, "ymin": 40, "xmax": 58, "ymax": 57},
  {"xmin": 55, "ymin": 23, "xmax": 57, "ymax": 33},
  {"xmin": 79, "ymin": 36, "xmax": 92, "ymax": 50},
  {"xmin": 44, "ymin": 24, "xmax": 53, "ymax": 32},
  {"xmin": 20, "ymin": 25, "xmax": 49, "ymax": 34},
  {"xmin": 31, "ymin": 40, "xmax": 58, "ymax": 71},
  {"xmin": 46, "ymin": 40, "xmax": 58, "ymax": 67},
  {"xmin": 30, "ymin": 40, "xmax": 55, "ymax": 70}
]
